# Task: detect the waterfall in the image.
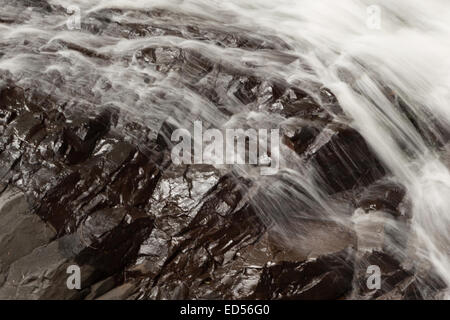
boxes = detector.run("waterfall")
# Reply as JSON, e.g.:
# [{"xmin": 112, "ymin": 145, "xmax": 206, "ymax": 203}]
[{"xmin": 1, "ymin": 0, "xmax": 448, "ymax": 298}]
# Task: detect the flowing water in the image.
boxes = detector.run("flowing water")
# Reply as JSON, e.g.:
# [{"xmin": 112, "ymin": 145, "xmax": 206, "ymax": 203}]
[{"xmin": 1, "ymin": 0, "xmax": 449, "ymax": 298}]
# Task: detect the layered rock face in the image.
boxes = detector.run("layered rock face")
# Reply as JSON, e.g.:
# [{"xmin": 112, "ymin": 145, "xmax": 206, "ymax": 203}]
[{"xmin": 0, "ymin": 3, "xmax": 447, "ymax": 300}]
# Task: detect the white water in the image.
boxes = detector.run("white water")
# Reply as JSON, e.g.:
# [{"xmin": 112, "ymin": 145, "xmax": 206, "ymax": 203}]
[{"xmin": 1, "ymin": 0, "xmax": 449, "ymax": 297}]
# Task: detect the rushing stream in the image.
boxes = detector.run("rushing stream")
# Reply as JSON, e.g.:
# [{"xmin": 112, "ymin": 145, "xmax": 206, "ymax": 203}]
[{"xmin": 0, "ymin": 0, "xmax": 449, "ymax": 299}]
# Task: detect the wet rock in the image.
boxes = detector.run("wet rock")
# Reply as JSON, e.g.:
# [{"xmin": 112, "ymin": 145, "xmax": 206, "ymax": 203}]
[
  {"xmin": 78, "ymin": 207, "xmax": 128, "ymax": 246},
  {"xmin": 137, "ymin": 47, "xmax": 184, "ymax": 73},
  {"xmin": 60, "ymin": 110, "xmax": 114, "ymax": 165},
  {"xmin": 275, "ymin": 91, "xmax": 328, "ymax": 120},
  {"xmin": 0, "ymin": 6, "xmax": 444, "ymax": 300},
  {"xmin": 0, "ymin": 81, "xmax": 163, "ymax": 299},
  {"xmin": 307, "ymin": 126, "xmax": 386, "ymax": 194},
  {"xmin": 137, "ymin": 169, "xmax": 356, "ymax": 300},
  {"xmin": 155, "ymin": 119, "xmax": 179, "ymax": 151},
  {"xmin": 9, "ymin": 112, "xmax": 43, "ymax": 141},
  {"xmin": 284, "ymin": 126, "xmax": 321, "ymax": 156},
  {"xmin": 353, "ymin": 210, "xmax": 392, "ymax": 252},
  {"xmin": 288, "ymin": 220, "xmax": 356, "ymax": 259},
  {"xmin": 357, "ymin": 180, "xmax": 407, "ymax": 217},
  {"xmin": 97, "ymin": 282, "xmax": 137, "ymax": 300},
  {"xmin": 150, "ymin": 165, "xmax": 221, "ymax": 234},
  {"xmin": 181, "ymin": 50, "xmax": 215, "ymax": 83},
  {"xmin": 0, "ymin": 95, "xmax": 164, "ymax": 235},
  {"xmin": 17, "ymin": 0, "xmax": 53, "ymax": 13},
  {"xmin": 123, "ymin": 164, "xmax": 222, "ymax": 281},
  {"xmin": 144, "ymin": 175, "xmax": 266, "ymax": 299},
  {"xmin": 231, "ymin": 76, "xmax": 261, "ymax": 105},
  {"xmin": 353, "ymin": 251, "xmax": 410, "ymax": 299},
  {"xmin": 375, "ymin": 276, "xmax": 422, "ymax": 300},
  {"xmin": 0, "ymin": 187, "xmax": 56, "ymax": 271},
  {"xmin": 0, "ymin": 84, "xmax": 27, "ymax": 129},
  {"xmin": 352, "ymin": 181, "xmax": 411, "ymax": 257},
  {"xmin": 83, "ymin": 9, "xmax": 289, "ymax": 50},
  {"xmin": 75, "ymin": 214, "xmax": 153, "ymax": 282},
  {"xmin": 396, "ymin": 97, "xmax": 449, "ymax": 148},
  {"xmin": 252, "ymin": 248, "xmax": 355, "ymax": 300},
  {"xmin": 319, "ymin": 87, "xmax": 343, "ymax": 115},
  {"xmin": 0, "ymin": 236, "xmax": 81, "ymax": 300},
  {"xmin": 41, "ymin": 40, "xmax": 110, "ymax": 61},
  {"xmin": 0, "ymin": 204, "xmax": 153, "ymax": 299},
  {"xmin": 84, "ymin": 276, "xmax": 118, "ymax": 300},
  {"xmin": 352, "ymin": 251, "xmax": 446, "ymax": 300}
]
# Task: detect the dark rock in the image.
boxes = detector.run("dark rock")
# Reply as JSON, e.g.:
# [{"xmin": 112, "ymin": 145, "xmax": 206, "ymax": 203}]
[
  {"xmin": 156, "ymin": 119, "xmax": 179, "ymax": 151},
  {"xmin": 252, "ymin": 248, "xmax": 355, "ymax": 300},
  {"xmin": 0, "ymin": 187, "xmax": 56, "ymax": 272},
  {"xmin": 75, "ymin": 213, "xmax": 154, "ymax": 281},
  {"xmin": 137, "ymin": 47, "xmax": 183, "ymax": 73},
  {"xmin": 60, "ymin": 110, "xmax": 113, "ymax": 165},
  {"xmin": 319, "ymin": 87, "xmax": 343, "ymax": 115},
  {"xmin": 2, "ymin": 83, "xmax": 165, "ymax": 235},
  {"xmin": 232, "ymin": 76, "xmax": 261, "ymax": 105},
  {"xmin": 0, "ymin": 236, "xmax": 78, "ymax": 299},
  {"xmin": 357, "ymin": 181, "xmax": 407, "ymax": 217},
  {"xmin": 83, "ymin": 9, "xmax": 289, "ymax": 50},
  {"xmin": 0, "ymin": 6, "xmax": 445, "ymax": 301},
  {"xmin": 0, "ymin": 85, "xmax": 27, "ymax": 127},
  {"xmin": 10, "ymin": 112, "xmax": 44, "ymax": 141},
  {"xmin": 353, "ymin": 251, "xmax": 446, "ymax": 300},
  {"xmin": 354, "ymin": 251, "xmax": 409, "ymax": 299},
  {"xmin": 396, "ymin": 96, "xmax": 450, "ymax": 148},
  {"xmin": 307, "ymin": 126, "xmax": 386, "ymax": 194},
  {"xmin": 18, "ymin": 0, "xmax": 53, "ymax": 13},
  {"xmin": 353, "ymin": 181, "xmax": 411, "ymax": 256},
  {"xmin": 139, "ymin": 173, "xmax": 271, "ymax": 299},
  {"xmin": 96, "ymin": 282, "xmax": 137, "ymax": 300},
  {"xmin": 284, "ymin": 126, "xmax": 321, "ymax": 156},
  {"xmin": 276, "ymin": 92, "xmax": 328, "ymax": 119},
  {"xmin": 40, "ymin": 40, "xmax": 110, "ymax": 60},
  {"xmin": 84, "ymin": 276, "xmax": 118, "ymax": 300},
  {"xmin": 181, "ymin": 50, "xmax": 215, "ymax": 83},
  {"xmin": 0, "ymin": 204, "xmax": 153, "ymax": 299}
]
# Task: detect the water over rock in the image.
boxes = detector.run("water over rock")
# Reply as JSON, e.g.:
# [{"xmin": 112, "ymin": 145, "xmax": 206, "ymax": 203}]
[{"xmin": 0, "ymin": 3, "xmax": 447, "ymax": 300}]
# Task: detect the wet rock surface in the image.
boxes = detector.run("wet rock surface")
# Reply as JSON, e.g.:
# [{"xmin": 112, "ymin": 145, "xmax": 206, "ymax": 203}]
[
  {"xmin": 352, "ymin": 251, "xmax": 447, "ymax": 300},
  {"xmin": 0, "ymin": 3, "xmax": 447, "ymax": 300},
  {"xmin": 252, "ymin": 248, "xmax": 355, "ymax": 300},
  {"xmin": 305, "ymin": 126, "xmax": 387, "ymax": 194}
]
